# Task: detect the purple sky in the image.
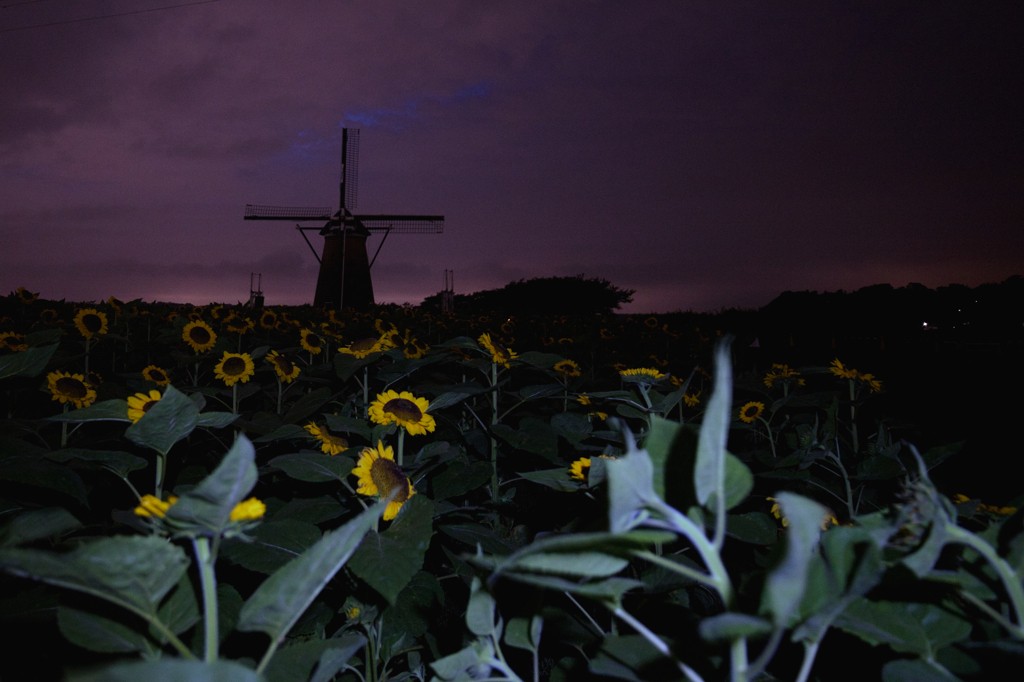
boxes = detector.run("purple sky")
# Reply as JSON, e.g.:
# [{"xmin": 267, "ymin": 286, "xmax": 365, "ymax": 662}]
[{"xmin": 2, "ymin": 2, "xmax": 1021, "ymax": 312}]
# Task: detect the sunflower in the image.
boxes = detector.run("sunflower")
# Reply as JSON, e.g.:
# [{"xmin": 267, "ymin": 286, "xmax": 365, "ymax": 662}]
[
  {"xmin": 858, "ymin": 373, "xmax": 883, "ymax": 393},
  {"xmin": 127, "ymin": 390, "xmax": 163, "ymax": 423},
  {"xmin": 183, "ymin": 320, "xmax": 217, "ymax": 353},
  {"xmin": 15, "ymin": 287, "xmax": 38, "ymax": 304},
  {"xmin": 829, "ymin": 359, "xmax": 859, "ymax": 379},
  {"xmin": 569, "ymin": 457, "xmax": 591, "ymax": 481},
  {"xmin": 46, "ymin": 371, "xmax": 97, "ymax": 409},
  {"xmin": 577, "ymin": 394, "xmax": 592, "ymax": 406},
  {"xmin": 0, "ymin": 332, "xmax": 27, "ymax": 352},
  {"xmin": 299, "ymin": 328, "xmax": 323, "ymax": 354},
  {"xmin": 351, "ymin": 441, "xmax": 416, "ymax": 521},
  {"xmin": 86, "ymin": 371, "xmax": 103, "ymax": 388},
  {"xmin": 303, "ymin": 422, "xmax": 349, "ymax": 455},
  {"xmin": 402, "ymin": 338, "xmax": 429, "ymax": 359},
  {"xmin": 73, "ymin": 308, "xmax": 108, "ymax": 339},
  {"xmin": 683, "ymin": 391, "xmax": 701, "ymax": 407},
  {"xmin": 569, "ymin": 454, "xmax": 615, "ymax": 483},
  {"xmin": 225, "ymin": 316, "xmax": 254, "ymax": 334},
  {"xmin": 368, "ymin": 390, "xmax": 436, "ymax": 435},
  {"xmin": 266, "ymin": 350, "xmax": 301, "ymax": 383},
  {"xmin": 600, "ymin": 328, "xmax": 614, "ymax": 340},
  {"xmin": 763, "ymin": 363, "xmax": 802, "ymax": 387},
  {"xmin": 644, "ymin": 316, "xmax": 659, "ymax": 328},
  {"xmin": 213, "ymin": 352, "xmax": 255, "ymax": 386},
  {"xmin": 230, "ymin": 497, "xmax": 266, "ymax": 521},
  {"xmin": 738, "ymin": 401, "xmax": 765, "ymax": 423},
  {"xmin": 134, "ymin": 494, "xmax": 178, "ymax": 518},
  {"xmin": 338, "ymin": 337, "xmax": 384, "ymax": 358},
  {"xmin": 107, "ymin": 296, "xmax": 123, "ymax": 315},
  {"xmin": 210, "ymin": 305, "xmax": 225, "ymax": 319},
  {"xmin": 619, "ymin": 367, "xmax": 666, "ymax": 385},
  {"xmin": 478, "ymin": 333, "xmax": 517, "ymax": 368},
  {"xmin": 553, "ymin": 359, "xmax": 581, "ymax": 377},
  {"xmin": 259, "ymin": 309, "xmax": 278, "ymax": 329},
  {"xmin": 141, "ymin": 365, "xmax": 171, "ymax": 386},
  {"xmin": 39, "ymin": 309, "xmax": 59, "ymax": 324}
]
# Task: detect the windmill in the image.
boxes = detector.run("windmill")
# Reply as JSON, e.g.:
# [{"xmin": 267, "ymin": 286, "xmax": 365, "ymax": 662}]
[{"xmin": 244, "ymin": 128, "xmax": 444, "ymax": 310}]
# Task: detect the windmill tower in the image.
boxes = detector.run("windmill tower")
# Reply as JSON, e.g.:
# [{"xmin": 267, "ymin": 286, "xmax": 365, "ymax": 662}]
[{"xmin": 244, "ymin": 128, "xmax": 444, "ymax": 310}]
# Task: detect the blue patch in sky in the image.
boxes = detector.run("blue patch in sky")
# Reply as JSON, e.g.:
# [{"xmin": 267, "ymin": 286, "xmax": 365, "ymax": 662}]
[{"xmin": 339, "ymin": 81, "xmax": 490, "ymax": 130}]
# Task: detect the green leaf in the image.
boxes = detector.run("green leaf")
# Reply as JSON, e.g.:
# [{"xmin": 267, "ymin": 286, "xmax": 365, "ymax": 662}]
[
  {"xmin": 882, "ymin": 657, "xmax": 962, "ymax": 682},
  {"xmin": 334, "ymin": 351, "xmax": 381, "ymax": 381},
  {"xmin": 699, "ymin": 613, "xmax": 773, "ymax": 642},
  {"xmin": 642, "ymin": 415, "xmax": 683, "ymax": 500},
  {"xmin": 466, "ymin": 577, "xmax": 496, "ymax": 636},
  {"xmin": 254, "ymin": 424, "xmax": 310, "ymax": 442},
  {"xmin": 0, "ymin": 343, "xmax": 58, "ymax": 379},
  {"xmin": 438, "ymin": 522, "xmax": 516, "ymax": 555},
  {"xmin": 923, "ymin": 441, "xmax": 964, "ymax": 471},
  {"xmin": 432, "ymin": 457, "xmax": 493, "ymax": 499},
  {"xmin": 720, "ymin": 452, "xmax": 754, "ymax": 510},
  {"xmin": 236, "ymin": 501, "xmax": 384, "ymax": 640},
  {"xmin": 763, "ymin": 492, "xmax": 826, "ymax": 625},
  {"xmin": 0, "ymin": 455, "xmax": 88, "ymax": 505},
  {"xmin": 45, "ymin": 448, "xmax": 147, "ymax": 479},
  {"xmin": 272, "ymin": 495, "xmax": 347, "ymax": 525},
  {"xmin": 195, "ymin": 412, "xmax": 239, "ymax": 429},
  {"xmin": 504, "ymin": 615, "xmax": 543, "ymax": 652},
  {"xmin": 324, "ymin": 414, "xmax": 373, "ymax": 440},
  {"xmin": 492, "ymin": 418, "xmax": 559, "ymax": 460},
  {"xmin": 0, "ymin": 536, "xmax": 189, "ymax": 616},
  {"xmin": 551, "ymin": 412, "xmax": 593, "ymax": 445},
  {"xmin": 47, "ymin": 399, "xmax": 130, "ymax": 422},
  {"xmin": 68, "ymin": 659, "xmax": 261, "ymax": 682},
  {"xmin": 124, "ymin": 385, "xmax": 200, "ymax": 455},
  {"xmin": 834, "ymin": 599, "xmax": 972, "ymax": 657},
  {"xmin": 380, "ymin": 571, "xmax": 444, "ymax": 657},
  {"xmin": 283, "ymin": 387, "xmax": 333, "ymax": 425},
  {"xmin": 726, "ymin": 512, "xmax": 778, "ymax": 545},
  {"xmin": 694, "ymin": 340, "xmax": 732, "ymax": 508},
  {"xmin": 615, "ymin": 403, "xmax": 647, "ymax": 419},
  {"xmin": 426, "ymin": 389, "xmax": 479, "ymax": 413},
  {"xmin": 518, "ymin": 467, "xmax": 580, "ymax": 492},
  {"xmin": 606, "ymin": 446, "xmax": 657, "ymax": 533},
  {"xmin": 58, "ymin": 606, "xmax": 152, "ymax": 653},
  {"xmin": 153, "ymin": 574, "xmax": 200, "ymax": 642},
  {"xmin": 308, "ymin": 636, "xmax": 369, "ymax": 682},
  {"xmin": 269, "ymin": 452, "xmax": 354, "ymax": 483},
  {"xmin": 264, "ymin": 636, "xmax": 367, "ymax": 682},
  {"xmin": 516, "ymin": 351, "xmax": 564, "ymax": 368},
  {"xmin": 1, "ymin": 507, "xmax": 81, "ymax": 547},
  {"xmin": 191, "ymin": 584, "xmax": 243, "ymax": 650},
  {"xmin": 510, "ymin": 551, "xmax": 629, "ymax": 577},
  {"xmin": 348, "ymin": 495, "xmax": 433, "ymax": 603},
  {"xmin": 222, "ymin": 520, "xmax": 323, "ymax": 574},
  {"xmin": 164, "ymin": 434, "xmax": 258, "ymax": 535},
  {"xmin": 506, "ymin": 573, "xmax": 643, "ymax": 605}
]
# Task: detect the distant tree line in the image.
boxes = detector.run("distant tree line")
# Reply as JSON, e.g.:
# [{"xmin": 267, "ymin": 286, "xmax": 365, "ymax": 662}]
[{"xmin": 421, "ymin": 274, "xmax": 635, "ymax": 316}]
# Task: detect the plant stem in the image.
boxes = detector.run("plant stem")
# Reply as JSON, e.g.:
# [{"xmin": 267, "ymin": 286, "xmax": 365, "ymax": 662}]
[
  {"xmin": 84, "ymin": 337, "xmax": 90, "ymax": 375},
  {"xmin": 232, "ymin": 383, "xmax": 238, "ymax": 414},
  {"xmin": 729, "ymin": 637, "xmax": 748, "ymax": 682},
  {"xmin": 795, "ymin": 639, "xmax": 821, "ymax": 682},
  {"xmin": 944, "ymin": 523, "xmax": 1024, "ymax": 637},
  {"xmin": 827, "ymin": 452, "xmax": 856, "ymax": 519},
  {"xmin": 613, "ymin": 607, "xmax": 705, "ymax": 682},
  {"xmin": 849, "ymin": 379, "xmax": 858, "ymax": 453},
  {"xmin": 757, "ymin": 415, "xmax": 777, "ymax": 459},
  {"xmin": 363, "ymin": 367, "xmax": 369, "ymax": 418},
  {"xmin": 398, "ymin": 427, "xmax": 405, "ymax": 467},
  {"xmin": 60, "ymin": 403, "xmax": 68, "ymax": 447},
  {"xmin": 193, "ymin": 537, "xmax": 219, "ymax": 662},
  {"xmin": 276, "ymin": 378, "xmax": 283, "ymax": 415},
  {"xmin": 155, "ymin": 453, "xmax": 166, "ymax": 499},
  {"xmin": 491, "ymin": 361, "xmax": 499, "ymax": 505}
]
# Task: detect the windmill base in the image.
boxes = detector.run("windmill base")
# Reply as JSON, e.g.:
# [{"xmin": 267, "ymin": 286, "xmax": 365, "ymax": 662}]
[{"xmin": 314, "ymin": 230, "xmax": 375, "ymax": 310}]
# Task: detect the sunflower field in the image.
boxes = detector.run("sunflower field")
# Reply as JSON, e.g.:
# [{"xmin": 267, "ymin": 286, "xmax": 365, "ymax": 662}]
[{"xmin": 1, "ymin": 288, "xmax": 1023, "ymax": 682}]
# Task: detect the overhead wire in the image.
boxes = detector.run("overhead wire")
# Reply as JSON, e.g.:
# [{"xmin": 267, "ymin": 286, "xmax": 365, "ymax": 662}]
[{"xmin": 1, "ymin": 0, "xmax": 223, "ymax": 32}]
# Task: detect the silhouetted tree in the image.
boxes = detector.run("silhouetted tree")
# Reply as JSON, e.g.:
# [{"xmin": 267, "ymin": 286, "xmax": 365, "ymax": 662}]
[{"xmin": 421, "ymin": 274, "xmax": 634, "ymax": 315}]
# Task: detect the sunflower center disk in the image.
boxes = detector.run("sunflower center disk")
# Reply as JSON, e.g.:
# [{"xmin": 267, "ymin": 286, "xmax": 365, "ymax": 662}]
[
  {"xmin": 83, "ymin": 315, "xmax": 102, "ymax": 333},
  {"xmin": 384, "ymin": 398, "xmax": 422, "ymax": 422},
  {"xmin": 351, "ymin": 338, "xmax": 377, "ymax": 351},
  {"xmin": 275, "ymin": 358, "xmax": 293, "ymax": 374},
  {"xmin": 191, "ymin": 327, "xmax": 211, "ymax": 344},
  {"xmin": 324, "ymin": 429, "xmax": 348, "ymax": 447},
  {"xmin": 304, "ymin": 335, "xmax": 321, "ymax": 348},
  {"xmin": 223, "ymin": 358, "xmax": 246, "ymax": 375},
  {"xmin": 370, "ymin": 458, "xmax": 408, "ymax": 503},
  {"xmin": 56, "ymin": 377, "xmax": 88, "ymax": 399},
  {"xmin": 142, "ymin": 400, "xmax": 156, "ymax": 413}
]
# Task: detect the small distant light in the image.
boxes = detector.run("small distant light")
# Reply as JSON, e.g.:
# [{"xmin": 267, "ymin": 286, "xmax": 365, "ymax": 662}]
[{"xmin": 922, "ymin": 322, "xmax": 928, "ymax": 327}]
